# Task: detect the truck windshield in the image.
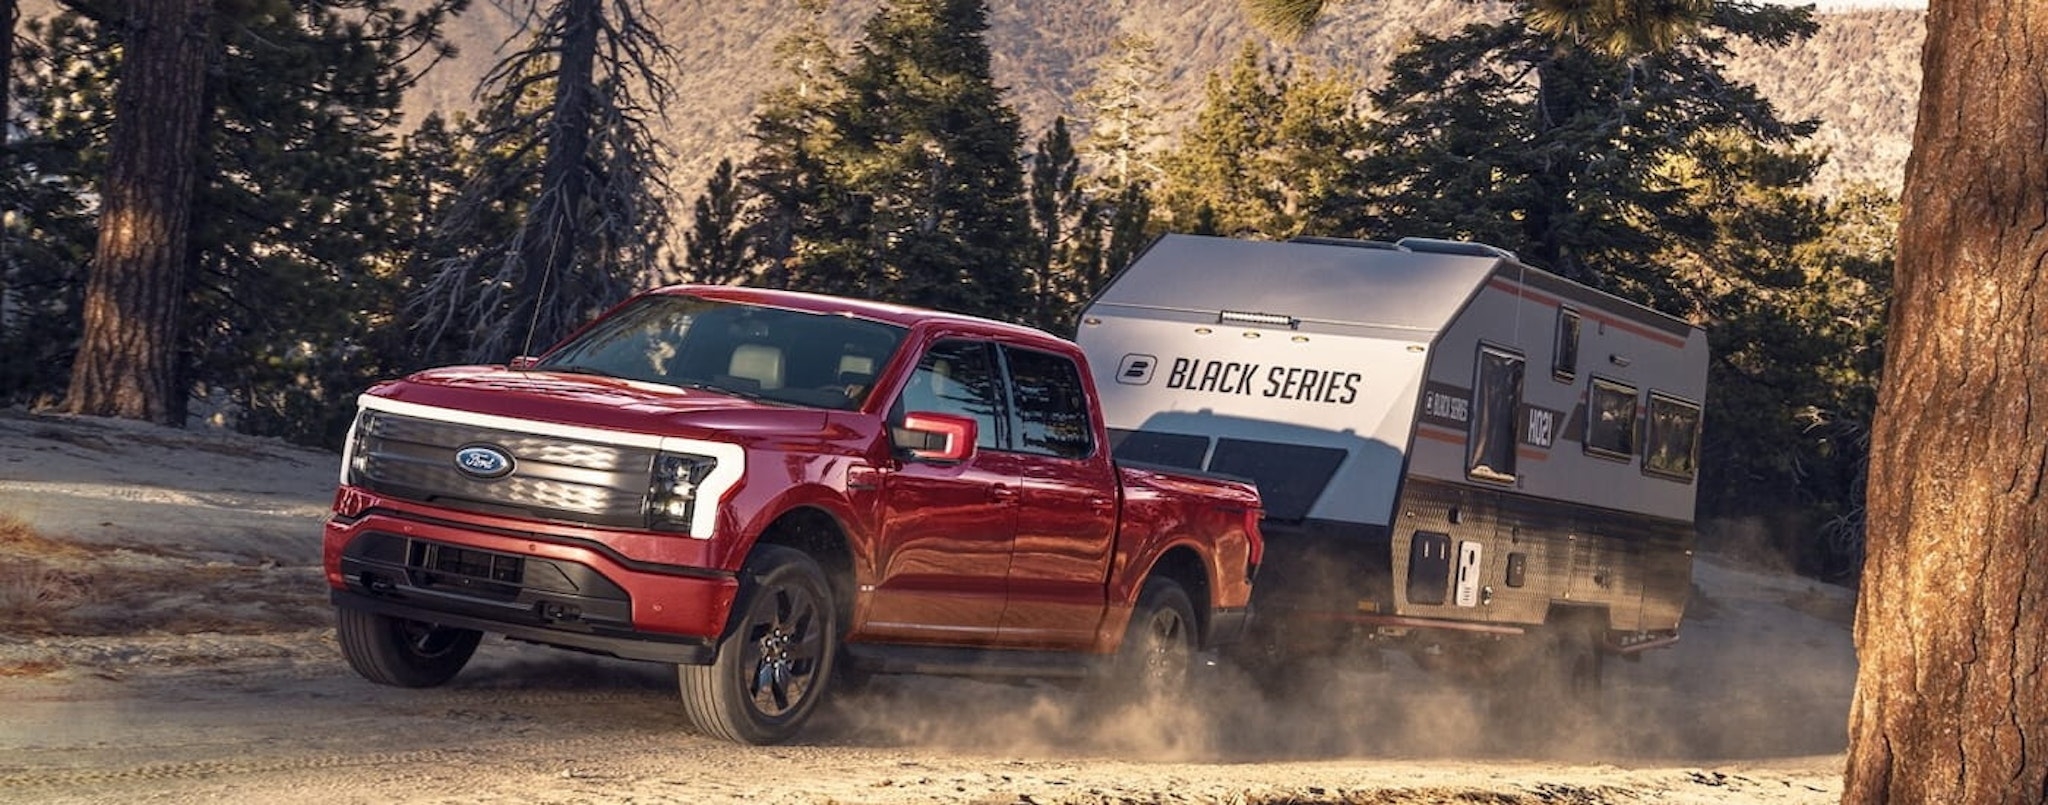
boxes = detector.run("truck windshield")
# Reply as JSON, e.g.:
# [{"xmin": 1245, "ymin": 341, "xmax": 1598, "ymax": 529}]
[{"xmin": 534, "ymin": 294, "xmax": 908, "ymax": 411}]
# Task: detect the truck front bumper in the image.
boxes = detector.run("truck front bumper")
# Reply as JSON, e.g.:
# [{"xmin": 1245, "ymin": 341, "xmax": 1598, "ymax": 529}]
[{"xmin": 324, "ymin": 494, "xmax": 739, "ymax": 665}]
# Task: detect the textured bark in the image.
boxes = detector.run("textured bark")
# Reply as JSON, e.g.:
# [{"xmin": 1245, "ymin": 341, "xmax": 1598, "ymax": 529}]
[
  {"xmin": 60, "ymin": 0, "xmax": 212, "ymax": 425},
  {"xmin": 1843, "ymin": 0, "xmax": 2048, "ymax": 802},
  {"xmin": 3, "ymin": 0, "xmax": 16, "ymax": 132}
]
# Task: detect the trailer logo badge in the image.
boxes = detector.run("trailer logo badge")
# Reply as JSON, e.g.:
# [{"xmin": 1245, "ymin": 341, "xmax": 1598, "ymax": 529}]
[
  {"xmin": 1116, "ymin": 353, "xmax": 1157, "ymax": 385},
  {"xmin": 454, "ymin": 444, "xmax": 515, "ymax": 479}
]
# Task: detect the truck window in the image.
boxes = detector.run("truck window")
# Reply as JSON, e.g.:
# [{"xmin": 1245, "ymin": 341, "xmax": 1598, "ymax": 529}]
[
  {"xmin": 1644, "ymin": 392, "xmax": 1703, "ymax": 481},
  {"xmin": 1000, "ymin": 346, "xmax": 1095, "ymax": 460},
  {"xmin": 898, "ymin": 339, "xmax": 1004, "ymax": 449},
  {"xmin": 1468, "ymin": 345, "xmax": 1524, "ymax": 484},
  {"xmin": 535, "ymin": 294, "xmax": 907, "ymax": 410},
  {"xmin": 1586, "ymin": 377, "xmax": 1639, "ymax": 460}
]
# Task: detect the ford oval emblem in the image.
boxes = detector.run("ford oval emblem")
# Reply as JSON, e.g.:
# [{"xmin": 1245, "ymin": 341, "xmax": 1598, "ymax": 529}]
[{"xmin": 454, "ymin": 444, "xmax": 514, "ymax": 479}]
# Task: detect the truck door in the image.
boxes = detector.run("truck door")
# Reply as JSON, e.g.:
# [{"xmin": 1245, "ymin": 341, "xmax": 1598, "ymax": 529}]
[
  {"xmin": 994, "ymin": 345, "xmax": 1118, "ymax": 649},
  {"xmin": 864, "ymin": 338, "xmax": 1020, "ymax": 644}
]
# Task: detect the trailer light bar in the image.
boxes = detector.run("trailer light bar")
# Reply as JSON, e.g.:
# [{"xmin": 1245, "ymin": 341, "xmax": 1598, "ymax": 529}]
[{"xmin": 1218, "ymin": 309, "xmax": 1299, "ymax": 329}]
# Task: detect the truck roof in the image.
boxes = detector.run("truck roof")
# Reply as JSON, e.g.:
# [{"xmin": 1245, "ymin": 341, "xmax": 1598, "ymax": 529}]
[{"xmin": 647, "ymin": 284, "xmax": 1068, "ymax": 347}]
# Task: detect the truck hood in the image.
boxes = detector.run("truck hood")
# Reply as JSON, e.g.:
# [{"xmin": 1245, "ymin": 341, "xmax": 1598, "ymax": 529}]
[{"xmin": 364, "ymin": 365, "xmax": 835, "ymax": 439}]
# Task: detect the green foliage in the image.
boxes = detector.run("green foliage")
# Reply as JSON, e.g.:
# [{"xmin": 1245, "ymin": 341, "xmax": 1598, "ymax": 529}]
[
  {"xmin": 682, "ymin": 158, "xmax": 752, "ymax": 285},
  {"xmin": 1154, "ymin": 44, "xmax": 1373, "ymax": 239},
  {"xmin": 1075, "ymin": 32, "xmax": 1171, "ymax": 196},
  {"xmin": 0, "ymin": 13, "xmax": 101, "ymax": 406},
  {"xmin": 4, "ymin": 1, "xmax": 463, "ymax": 444},
  {"xmin": 744, "ymin": 0, "xmax": 1032, "ymax": 322},
  {"xmin": 1024, "ymin": 118, "xmax": 1102, "ymax": 331},
  {"xmin": 1236, "ymin": 0, "xmax": 1887, "ymax": 567},
  {"xmin": 1358, "ymin": 3, "xmax": 1818, "ymax": 291}
]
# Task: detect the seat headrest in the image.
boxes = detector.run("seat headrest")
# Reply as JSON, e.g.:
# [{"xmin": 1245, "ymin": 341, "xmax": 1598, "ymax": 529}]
[{"xmin": 727, "ymin": 343, "xmax": 784, "ymax": 390}]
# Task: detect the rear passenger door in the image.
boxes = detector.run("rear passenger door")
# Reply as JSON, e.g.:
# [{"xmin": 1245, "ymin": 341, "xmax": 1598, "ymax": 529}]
[{"xmin": 996, "ymin": 345, "xmax": 1119, "ymax": 649}]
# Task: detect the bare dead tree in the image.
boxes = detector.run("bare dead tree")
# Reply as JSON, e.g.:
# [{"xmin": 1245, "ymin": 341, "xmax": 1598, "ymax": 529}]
[{"xmin": 409, "ymin": 0, "xmax": 677, "ymax": 364}]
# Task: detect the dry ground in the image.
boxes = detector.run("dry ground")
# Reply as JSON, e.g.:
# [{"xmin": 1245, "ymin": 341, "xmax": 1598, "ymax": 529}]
[{"xmin": 0, "ymin": 409, "xmax": 1855, "ymax": 804}]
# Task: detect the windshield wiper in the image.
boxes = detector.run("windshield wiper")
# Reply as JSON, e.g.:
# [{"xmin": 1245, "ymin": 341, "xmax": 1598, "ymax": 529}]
[
  {"xmin": 535, "ymin": 363, "xmax": 617, "ymax": 380},
  {"xmin": 671, "ymin": 380, "xmax": 769, "ymax": 401}
]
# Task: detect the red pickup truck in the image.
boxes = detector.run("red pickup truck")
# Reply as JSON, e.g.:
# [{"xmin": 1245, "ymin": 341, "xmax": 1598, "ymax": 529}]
[{"xmin": 323, "ymin": 285, "xmax": 1263, "ymax": 744}]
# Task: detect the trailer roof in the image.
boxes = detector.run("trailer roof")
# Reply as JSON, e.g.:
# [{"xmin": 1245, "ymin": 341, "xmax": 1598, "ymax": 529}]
[{"xmin": 1092, "ymin": 235, "xmax": 1503, "ymax": 336}]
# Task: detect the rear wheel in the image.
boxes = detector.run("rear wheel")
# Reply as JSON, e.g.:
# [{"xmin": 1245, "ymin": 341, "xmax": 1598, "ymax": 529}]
[
  {"xmin": 678, "ymin": 545, "xmax": 838, "ymax": 745},
  {"xmin": 1108, "ymin": 577, "xmax": 1198, "ymax": 701},
  {"xmin": 335, "ymin": 607, "xmax": 482, "ymax": 688}
]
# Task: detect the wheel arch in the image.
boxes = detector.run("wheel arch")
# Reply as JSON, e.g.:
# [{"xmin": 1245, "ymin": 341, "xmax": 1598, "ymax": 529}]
[
  {"xmin": 1138, "ymin": 544, "xmax": 1213, "ymax": 648},
  {"xmin": 749, "ymin": 505, "xmax": 857, "ymax": 636}
]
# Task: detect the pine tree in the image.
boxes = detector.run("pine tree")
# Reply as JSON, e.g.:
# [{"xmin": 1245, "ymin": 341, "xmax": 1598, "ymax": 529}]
[
  {"xmin": 59, "ymin": 0, "xmax": 212, "ymax": 426},
  {"xmin": 1848, "ymin": 1, "xmax": 2048, "ymax": 797},
  {"xmin": 1155, "ymin": 44, "xmax": 1371, "ymax": 239},
  {"xmin": 1234, "ymin": 0, "xmax": 1878, "ymax": 541},
  {"xmin": 682, "ymin": 157, "xmax": 752, "ymax": 285},
  {"xmin": 409, "ymin": 0, "xmax": 677, "ymax": 364},
  {"xmin": 10, "ymin": 1, "xmax": 463, "ymax": 440},
  {"xmin": 739, "ymin": 0, "xmax": 841, "ymax": 290},
  {"xmin": 1352, "ymin": 2, "xmax": 1816, "ymax": 291},
  {"xmin": 1075, "ymin": 32, "xmax": 1170, "ymax": 195},
  {"xmin": 772, "ymin": 0, "xmax": 1032, "ymax": 321},
  {"xmin": 1024, "ymin": 117, "xmax": 1102, "ymax": 331}
]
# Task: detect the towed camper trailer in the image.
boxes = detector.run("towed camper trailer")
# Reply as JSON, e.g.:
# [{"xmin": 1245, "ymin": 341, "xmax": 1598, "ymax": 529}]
[{"xmin": 1075, "ymin": 233, "xmax": 1707, "ymax": 687}]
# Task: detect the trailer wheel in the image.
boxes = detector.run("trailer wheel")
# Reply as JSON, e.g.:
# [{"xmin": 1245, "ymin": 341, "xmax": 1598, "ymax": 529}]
[
  {"xmin": 1554, "ymin": 622, "xmax": 1606, "ymax": 707},
  {"xmin": 678, "ymin": 545, "xmax": 838, "ymax": 745},
  {"xmin": 335, "ymin": 607, "xmax": 481, "ymax": 688},
  {"xmin": 1098, "ymin": 577, "xmax": 1198, "ymax": 703}
]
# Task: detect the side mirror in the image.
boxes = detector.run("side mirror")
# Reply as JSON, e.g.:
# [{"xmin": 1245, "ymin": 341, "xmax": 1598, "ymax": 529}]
[{"xmin": 892, "ymin": 412, "xmax": 976, "ymax": 463}]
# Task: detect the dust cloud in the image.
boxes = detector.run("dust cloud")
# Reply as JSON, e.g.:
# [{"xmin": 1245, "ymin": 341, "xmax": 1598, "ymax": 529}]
[
  {"xmin": 439, "ymin": 554, "xmax": 1853, "ymax": 767},
  {"xmin": 806, "ymin": 556, "xmax": 1856, "ymax": 765}
]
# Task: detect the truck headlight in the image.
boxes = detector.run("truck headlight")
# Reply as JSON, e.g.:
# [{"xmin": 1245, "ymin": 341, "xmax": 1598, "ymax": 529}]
[
  {"xmin": 344, "ymin": 410, "xmax": 375, "ymax": 485},
  {"xmin": 646, "ymin": 452, "xmax": 717, "ymax": 532}
]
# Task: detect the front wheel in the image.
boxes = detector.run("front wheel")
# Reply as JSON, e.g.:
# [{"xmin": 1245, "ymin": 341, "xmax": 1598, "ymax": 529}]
[
  {"xmin": 335, "ymin": 607, "xmax": 482, "ymax": 688},
  {"xmin": 678, "ymin": 545, "xmax": 839, "ymax": 745}
]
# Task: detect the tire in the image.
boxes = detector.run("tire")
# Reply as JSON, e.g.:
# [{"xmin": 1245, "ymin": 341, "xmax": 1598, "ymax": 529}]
[
  {"xmin": 335, "ymin": 606, "xmax": 482, "ymax": 688},
  {"xmin": 1107, "ymin": 577, "xmax": 1198, "ymax": 701},
  {"xmin": 1554, "ymin": 622, "xmax": 1606, "ymax": 707},
  {"xmin": 678, "ymin": 545, "xmax": 838, "ymax": 745}
]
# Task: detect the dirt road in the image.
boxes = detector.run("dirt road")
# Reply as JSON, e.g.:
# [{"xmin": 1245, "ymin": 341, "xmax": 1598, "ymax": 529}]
[{"xmin": 0, "ymin": 411, "xmax": 1854, "ymax": 804}]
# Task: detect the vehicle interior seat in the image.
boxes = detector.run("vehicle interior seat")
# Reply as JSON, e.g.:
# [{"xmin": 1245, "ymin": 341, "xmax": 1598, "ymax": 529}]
[{"xmin": 725, "ymin": 343, "xmax": 785, "ymax": 390}]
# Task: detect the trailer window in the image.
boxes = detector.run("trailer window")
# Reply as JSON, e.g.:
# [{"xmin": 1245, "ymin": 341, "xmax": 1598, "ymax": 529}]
[
  {"xmin": 1468, "ymin": 346, "xmax": 1524, "ymax": 484},
  {"xmin": 1210, "ymin": 438, "xmax": 1348, "ymax": 522},
  {"xmin": 1001, "ymin": 346, "xmax": 1095, "ymax": 460},
  {"xmin": 1644, "ymin": 393, "xmax": 1703, "ymax": 481},
  {"xmin": 1553, "ymin": 308, "xmax": 1581, "ymax": 382},
  {"xmin": 1108, "ymin": 429, "xmax": 1209, "ymax": 470},
  {"xmin": 1586, "ymin": 378, "xmax": 1638, "ymax": 460}
]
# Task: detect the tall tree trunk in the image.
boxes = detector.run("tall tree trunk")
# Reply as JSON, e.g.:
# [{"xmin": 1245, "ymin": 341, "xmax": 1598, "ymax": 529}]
[
  {"xmin": 2, "ymin": 0, "xmax": 16, "ymax": 131},
  {"xmin": 1844, "ymin": 0, "xmax": 2048, "ymax": 801},
  {"xmin": 61, "ymin": 0, "xmax": 212, "ymax": 425},
  {"xmin": 509, "ymin": 0, "xmax": 597, "ymax": 356}
]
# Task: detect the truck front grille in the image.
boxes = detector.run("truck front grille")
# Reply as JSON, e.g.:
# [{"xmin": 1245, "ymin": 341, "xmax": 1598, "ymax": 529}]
[{"xmin": 349, "ymin": 411, "xmax": 655, "ymax": 528}]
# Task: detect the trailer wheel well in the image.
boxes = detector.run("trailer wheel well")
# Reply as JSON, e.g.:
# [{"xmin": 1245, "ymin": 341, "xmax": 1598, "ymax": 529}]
[
  {"xmin": 1145, "ymin": 547, "xmax": 1212, "ymax": 646},
  {"xmin": 1544, "ymin": 604, "xmax": 1610, "ymax": 639}
]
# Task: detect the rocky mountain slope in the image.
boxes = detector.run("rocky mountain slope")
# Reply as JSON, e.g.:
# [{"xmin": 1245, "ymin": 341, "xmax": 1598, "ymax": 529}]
[{"xmin": 404, "ymin": 1, "xmax": 1920, "ymax": 202}]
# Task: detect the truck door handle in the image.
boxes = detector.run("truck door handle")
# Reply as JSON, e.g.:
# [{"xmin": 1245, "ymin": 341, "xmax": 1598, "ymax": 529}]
[{"xmin": 989, "ymin": 484, "xmax": 1018, "ymax": 502}]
